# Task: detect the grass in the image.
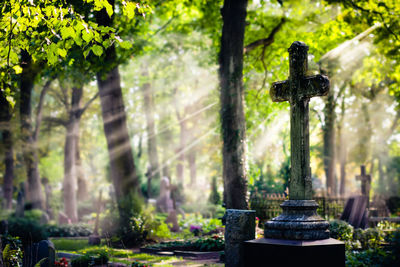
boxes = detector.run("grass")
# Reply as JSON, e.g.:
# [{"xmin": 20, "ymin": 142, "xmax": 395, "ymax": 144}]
[{"xmin": 50, "ymin": 238, "xmax": 100, "ymax": 251}]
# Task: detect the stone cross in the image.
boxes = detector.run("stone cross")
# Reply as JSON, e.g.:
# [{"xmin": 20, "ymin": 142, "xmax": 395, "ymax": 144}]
[
  {"xmin": 356, "ymin": 165, "xmax": 371, "ymax": 205},
  {"xmin": 270, "ymin": 41, "xmax": 329, "ymax": 200}
]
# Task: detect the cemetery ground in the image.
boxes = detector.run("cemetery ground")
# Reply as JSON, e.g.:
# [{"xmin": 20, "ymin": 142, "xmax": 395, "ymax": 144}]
[{"xmin": 0, "ymin": 197, "xmax": 399, "ymax": 266}]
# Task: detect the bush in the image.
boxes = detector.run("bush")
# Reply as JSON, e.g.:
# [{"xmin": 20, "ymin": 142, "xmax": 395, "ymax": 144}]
[
  {"xmin": 24, "ymin": 209, "xmax": 44, "ymax": 222},
  {"xmin": 7, "ymin": 217, "xmax": 48, "ymax": 245},
  {"xmin": 329, "ymin": 220, "xmax": 353, "ymax": 250},
  {"xmin": 45, "ymin": 223, "xmax": 93, "ymax": 237},
  {"xmin": 1, "ymin": 235, "xmax": 23, "ymax": 267},
  {"xmin": 70, "ymin": 249, "xmax": 109, "ymax": 267}
]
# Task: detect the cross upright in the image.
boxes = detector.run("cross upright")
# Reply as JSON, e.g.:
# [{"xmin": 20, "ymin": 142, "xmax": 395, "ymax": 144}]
[
  {"xmin": 270, "ymin": 41, "xmax": 329, "ymax": 200},
  {"xmin": 356, "ymin": 165, "xmax": 371, "ymax": 198}
]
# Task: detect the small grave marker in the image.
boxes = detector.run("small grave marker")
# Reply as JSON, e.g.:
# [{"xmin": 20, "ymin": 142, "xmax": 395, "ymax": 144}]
[{"xmin": 356, "ymin": 165, "xmax": 371, "ymax": 207}]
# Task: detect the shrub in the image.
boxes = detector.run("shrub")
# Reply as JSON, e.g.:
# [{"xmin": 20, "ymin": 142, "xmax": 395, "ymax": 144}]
[
  {"xmin": 329, "ymin": 220, "xmax": 353, "ymax": 241},
  {"xmin": 45, "ymin": 224, "xmax": 92, "ymax": 237},
  {"xmin": 1, "ymin": 235, "xmax": 23, "ymax": 267},
  {"xmin": 7, "ymin": 217, "xmax": 48, "ymax": 245},
  {"xmin": 24, "ymin": 209, "xmax": 44, "ymax": 222},
  {"xmin": 70, "ymin": 249, "xmax": 109, "ymax": 267}
]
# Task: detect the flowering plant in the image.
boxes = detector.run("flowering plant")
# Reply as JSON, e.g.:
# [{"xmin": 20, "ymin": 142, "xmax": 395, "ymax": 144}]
[{"xmin": 55, "ymin": 257, "xmax": 69, "ymax": 267}]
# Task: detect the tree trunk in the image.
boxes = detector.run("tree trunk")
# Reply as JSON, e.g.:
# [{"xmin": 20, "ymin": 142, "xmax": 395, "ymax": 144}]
[
  {"xmin": 187, "ymin": 151, "xmax": 196, "ymax": 187},
  {"xmin": 76, "ymin": 143, "xmax": 88, "ymax": 201},
  {"xmin": 338, "ymin": 126, "xmax": 347, "ymax": 197},
  {"xmin": 2, "ymin": 130, "xmax": 14, "ymax": 209},
  {"xmin": 96, "ymin": 0, "xmax": 140, "ymax": 220},
  {"xmin": 0, "ymin": 91, "xmax": 14, "ymax": 209},
  {"xmin": 63, "ymin": 86, "xmax": 83, "ymax": 223},
  {"xmin": 219, "ymin": 0, "xmax": 249, "ymax": 209},
  {"xmin": 323, "ymin": 91, "xmax": 336, "ymax": 196},
  {"xmin": 141, "ymin": 70, "xmax": 160, "ymax": 198},
  {"xmin": 20, "ymin": 51, "xmax": 44, "ymax": 209},
  {"xmin": 176, "ymin": 120, "xmax": 187, "ymax": 185}
]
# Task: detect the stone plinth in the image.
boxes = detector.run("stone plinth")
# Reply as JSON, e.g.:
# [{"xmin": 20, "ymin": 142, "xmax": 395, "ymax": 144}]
[
  {"xmin": 264, "ymin": 200, "xmax": 329, "ymax": 240},
  {"xmin": 225, "ymin": 209, "xmax": 255, "ymax": 267},
  {"xmin": 244, "ymin": 238, "xmax": 345, "ymax": 267}
]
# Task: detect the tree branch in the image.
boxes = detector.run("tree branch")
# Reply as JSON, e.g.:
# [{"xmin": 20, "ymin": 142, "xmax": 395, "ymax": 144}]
[
  {"xmin": 33, "ymin": 79, "xmax": 52, "ymax": 141},
  {"xmin": 244, "ymin": 18, "xmax": 285, "ymax": 54},
  {"xmin": 79, "ymin": 91, "xmax": 99, "ymax": 117},
  {"xmin": 43, "ymin": 116, "xmax": 68, "ymax": 128}
]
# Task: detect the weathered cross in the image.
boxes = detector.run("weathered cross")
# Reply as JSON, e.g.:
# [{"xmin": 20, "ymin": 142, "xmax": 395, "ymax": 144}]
[
  {"xmin": 356, "ymin": 165, "xmax": 371, "ymax": 198},
  {"xmin": 270, "ymin": 41, "xmax": 329, "ymax": 200}
]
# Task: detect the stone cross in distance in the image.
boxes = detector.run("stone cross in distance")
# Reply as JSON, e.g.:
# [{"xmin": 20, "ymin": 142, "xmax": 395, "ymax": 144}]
[
  {"xmin": 270, "ymin": 41, "xmax": 329, "ymax": 200},
  {"xmin": 356, "ymin": 165, "xmax": 371, "ymax": 197}
]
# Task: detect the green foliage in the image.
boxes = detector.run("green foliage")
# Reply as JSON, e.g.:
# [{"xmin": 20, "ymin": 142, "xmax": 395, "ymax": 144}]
[
  {"xmin": 178, "ymin": 213, "xmax": 223, "ymax": 235},
  {"xmin": 23, "ymin": 209, "xmax": 44, "ymax": 222},
  {"xmin": 145, "ymin": 234, "xmax": 224, "ymax": 252},
  {"xmin": 353, "ymin": 228, "xmax": 385, "ymax": 250},
  {"xmin": 70, "ymin": 248, "xmax": 108, "ymax": 267},
  {"xmin": 45, "ymin": 224, "xmax": 93, "ymax": 237},
  {"xmin": 1, "ymin": 235, "xmax": 23, "ymax": 267},
  {"xmin": 329, "ymin": 220, "xmax": 354, "ymax": 249},
  {"xmin": 7, "ymin": 217, "xmax": 48, "ymax": 245}
]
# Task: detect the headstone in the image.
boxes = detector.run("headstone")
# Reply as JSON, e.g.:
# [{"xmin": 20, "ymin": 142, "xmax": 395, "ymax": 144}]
[
  {"xmin": 225, "ymin": 209, "xmax": 255, "ymax": 267},
  {"xmin": 165, "ymin": 210, "xmax": 180, "ymax": 232},
  {"xmin": 244, "ymin": 42, "xmax": 344, "ymax": 267},
  {"xmin": 37, "ymin": 240, "xmax": 56, "ymax": 267},
  {"xmin": 340, "ymin": 196, "xmax": 368, "ymax": 228},
  {"xmin": 224, "ymin": 209, "xmax": 256, "ymax": 267},
  {"xmin": 356, "ymin": 165, "xmax": 371, "ymax": 207},
  {"xmin": 156, "ymin": 176, "xmax": 174, "ymax": 213}
]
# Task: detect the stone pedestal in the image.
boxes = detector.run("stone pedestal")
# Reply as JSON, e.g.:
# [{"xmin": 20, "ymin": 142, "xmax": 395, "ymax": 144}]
[
  {"xmin": 225, "ymin": 209, "xmax": 255, "ymax": 267},
  {"xmin": 244, "ymin": 238, "xmax": 345, "ymax": 267},
  {"xmin": 264, "ymin": 200, "xmax": 329, "ymax": 240}
]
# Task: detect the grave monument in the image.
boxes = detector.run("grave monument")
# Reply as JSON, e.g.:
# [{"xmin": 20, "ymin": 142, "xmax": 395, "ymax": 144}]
[{"xmin": 244, "ymin": 41, "xmax": 345, "ymax": 266}]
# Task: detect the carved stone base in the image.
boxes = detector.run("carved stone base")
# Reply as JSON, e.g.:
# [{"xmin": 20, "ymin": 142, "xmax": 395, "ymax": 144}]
[{"xmin": 264, "ymin": 200, "xmax": 329, "ymax": 240}]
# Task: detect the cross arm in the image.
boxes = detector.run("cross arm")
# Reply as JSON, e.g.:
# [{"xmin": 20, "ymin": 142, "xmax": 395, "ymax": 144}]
[
  {"xmin": 299, "ymin": 74, "xmax": 330, "ymax": 99},
  {"xmin": 270, "ymin": 80, "xmax": 290, "ymax": 102}
]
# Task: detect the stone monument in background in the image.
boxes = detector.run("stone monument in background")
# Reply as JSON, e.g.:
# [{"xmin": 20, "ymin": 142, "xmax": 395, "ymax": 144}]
[{"xmin": 244, "ymin": 41, "xmax": 345, "ymax": 267}]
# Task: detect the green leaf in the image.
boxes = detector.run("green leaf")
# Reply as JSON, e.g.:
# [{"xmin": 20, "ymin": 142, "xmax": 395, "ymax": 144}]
[
  {"xmin": 91, "ymin": 45, "xmax": 103, "ymax": 56},
  {"xmin": 60, "ymin": 26, "xmax": 75, "ymax": 39},
  {"xmin": 120, "ymin": 41, "xmax": 132, "ymax": 49},
  {"xmin": 83, "ymin": 48, "xmax": 91, "ymax": 58},
  {"xmin": 57, "ymin": 48, "xmax": 67, "ymax": 58},
  {"xmin": 13, "ymin": 65, "xmax": 23, "ymax": 74},
  {"xmin": 82, "ymin": 29, "xmax": 93, "ymax": 43}
]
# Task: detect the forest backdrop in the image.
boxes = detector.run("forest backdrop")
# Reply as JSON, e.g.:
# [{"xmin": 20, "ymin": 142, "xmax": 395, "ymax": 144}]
[{"xmin": 0, "ymin": 0, "xmax": 399, "ymax": 224}]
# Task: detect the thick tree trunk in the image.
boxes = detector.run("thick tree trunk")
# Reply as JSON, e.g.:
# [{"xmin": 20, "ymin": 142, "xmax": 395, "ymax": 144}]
[
  {"xmin": 2, "ymin": 130, "xmax": 14, "ymax": 209},
  {"xmin": 97, "ymin": 65, "xmax": 139, "ymax": 209},
  {"xmin": 63, "ymin": 86, "xmax": 83, "ymax": 223},
  {"xmin": 323, "ymin": 91, "xmax": 336, "ymax": 196},
  {"xmin": 219, "ymin": 0, "xmax": 248, "ymax": 209},
  {"xmin": 0, "ymin": 91, "xmax": 14, "ymax": 209},
  {"xmin": 96, "ymin": 1, "xmax": 140, "ymax": 220},
  {"xmin": 20, "ymin": 51, "xmax": 44, "ymax": 209},
  {"xmin": 141, "ymin": 71, "xmax": 160, "ymax": 198}
]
